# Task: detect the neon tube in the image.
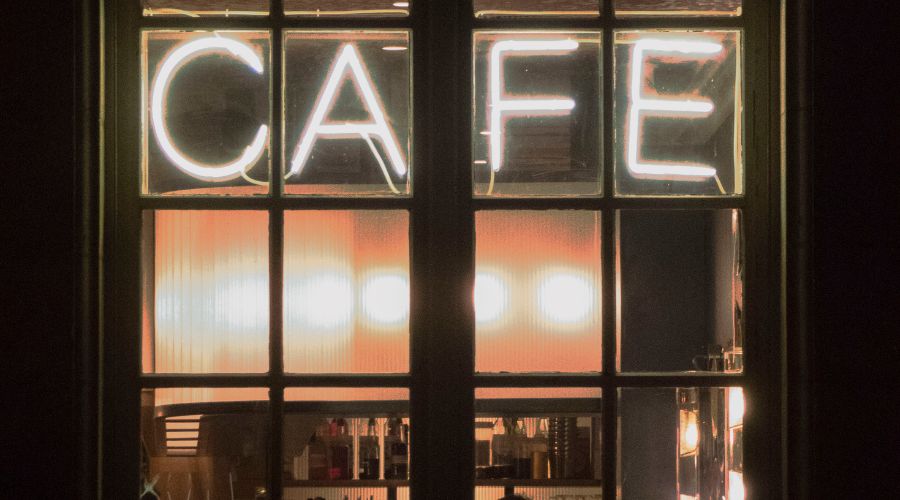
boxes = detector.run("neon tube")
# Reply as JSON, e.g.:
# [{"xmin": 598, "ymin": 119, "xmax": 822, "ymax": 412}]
[
  {"xmin": 288, "ymin": 44, "xmax": 407, "ymax": 179},
  {"xmin": 489, "ymin": 39, "xmax": 578, "ymax": 172},
  {"xmin": 626, "ymin": 38, "xmax": 723, "ymax": 181},
  {"xmin": 150, "ymin": 35, "xmax": 268, "ymax": 182}
]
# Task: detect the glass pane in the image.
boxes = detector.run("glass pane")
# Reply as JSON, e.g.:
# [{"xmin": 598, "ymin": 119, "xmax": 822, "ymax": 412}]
[
  {"xmin": 619, "ymin": 210, "xmax": 743, "ymax": 372},
  {"xmin": 284, "ymin": 31, "xmax": 411, "ymax": 196},
  {"xmin": 475, "ymin": 211, "xmax": 602, "ymax": 372},
  {"xmin": 614, "ymin": 30, "xmax": 742, "ymax": 196},
  {"xmin": 284, "ymin": 211, "xmax": 409, "ymax": 373},
  {"xmin": 474, "ymin": 0, "xmax": 600, "ymax": 17},
  {"xmin": 615, "ymin": 0, "xmax": 741, "ymax": 17},
  {"xmin": 285, "ymin": 0, "xmax": 410, "ymax": 17},
  {"xmin": 473, "ymin": 32, "xmax": 602, "ymax": 197},
  {"xmin": 142, "ymin": 31, "xmax": 271, "ymax": 196},
  {"xmin": 140, "ymin": 388, "xmax": 269, "ymax": 500},
  {"xmin": 141, "ymin": 211, "xmax": 269, "ymax": 374},
  {"xmin": 619, "ymin": 387, "xmax": 745, "ymax": 500},
  {"xmin": 474, "ymin": 389, "xmax": 601, "ymax": 496},
  {"xmin": 143, "ymin": 0, "xmax": 268, "ymax": 16},
  {"xmin": 283, "ymin": 388, "xmax": 409, "ymax": 497}
]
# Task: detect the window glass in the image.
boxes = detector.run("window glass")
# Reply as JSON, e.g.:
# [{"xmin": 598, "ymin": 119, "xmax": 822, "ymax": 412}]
[
  {"xmin": 615, "ymin": 0, "xmax": 741, "ymax": 17},
  {"xmin": 141, "ymin": 211, "xmax": 269, "ymax": 374},
  {"xmin": 284, "ymin": 31, "xmax": 411, "ymax": 196},
  {"xmin": 475, "ymin": 211, "xmax": 602, "ymax": 372},
  {"xmin": 284, "ymin": 211, "xmax": 410, "ymax": 373},
  {"xmin": 618, "ymin": 210, "xmax": 743, "ymax": 372},
  {"xmin": 140, "ymin": 388, "xmax": 269, "ymax": 500},
  {"xmin": 619, "ymin": 387, "xmax": 744, "ymax": 499},
  {"xmin": 474, "ymin": 0, "xmax": 600, "ymax": 17},
  {"xmin": 473, "ymin": 31, "xmax": 602, "ymax": 197},
  {"xmin": 142, "ymin": 0, "xmax": 268, "ymax": 16},
  {"xmin": 142, "ymin": 31, "xmax": 271, "ymax": 196},
  {"xmin": 285, "ymin": 0, "xmax": 410, "ymax": 17},
  {"xmin": 283, "ymin": 388, "xmax": 409, "ymax": 496},
  {"xmin": 614, "ymin": 30, "xmax": 742, "ymax": 196}
]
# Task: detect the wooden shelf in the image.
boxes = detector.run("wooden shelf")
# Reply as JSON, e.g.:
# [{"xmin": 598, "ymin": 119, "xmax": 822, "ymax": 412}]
[
  {"xmin": 283, "ymin": 478, "xmax": 600, "ymax": 488},
  {"xmin": 284, "ymin": 479, "xmax": 409, "ymax": 488},
  {"xmin": 476, "ymin": 478, "xmax": 602, "ymax": 487}
]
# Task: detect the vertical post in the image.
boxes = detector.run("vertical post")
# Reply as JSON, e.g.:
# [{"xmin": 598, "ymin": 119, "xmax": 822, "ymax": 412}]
[
  {"xmin": 269, "ymin": 2, "xmax": 286, "ymax": 499},
  {"xmin": 600, "ymin": 1, "xmax": 619, "ymax": 499}
]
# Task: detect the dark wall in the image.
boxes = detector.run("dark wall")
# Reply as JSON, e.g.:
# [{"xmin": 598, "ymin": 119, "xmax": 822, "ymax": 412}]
[
  {"xmin": 0, "ymin": 4, "xmax": 77, "ymax": 497},
  {"xmin": 807, "ymin": 2, "xmax": 894, "ymax": 498},
  {"xmin": 0, "ymin": 1, "xmax": 894, "ymax": 498}
]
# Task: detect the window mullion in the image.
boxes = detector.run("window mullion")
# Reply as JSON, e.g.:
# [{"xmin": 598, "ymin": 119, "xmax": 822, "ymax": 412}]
[
  {"xmin": 600, "ymin": 3, "xmax": 617, "ymax": 499},
  {"xmin": 268, "ymin": 3, "xmax": 285, "ymax": 499}
]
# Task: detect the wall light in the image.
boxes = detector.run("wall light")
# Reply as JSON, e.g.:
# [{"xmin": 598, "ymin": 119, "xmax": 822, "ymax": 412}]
[{"xmin": 361, "ymin": 273, "xmax": 409, "ymax": 326}]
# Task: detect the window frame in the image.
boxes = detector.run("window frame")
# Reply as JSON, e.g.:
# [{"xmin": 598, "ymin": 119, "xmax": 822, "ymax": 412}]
[{"xmin": 89, "ymin": 0, "xmax": 786, "ymax": 498}]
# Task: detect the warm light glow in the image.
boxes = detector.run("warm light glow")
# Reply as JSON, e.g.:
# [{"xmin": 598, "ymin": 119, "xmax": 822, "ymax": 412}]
[
  {"xmin": 537, "ymin": 272, "xmax": 595, "ymax": 324},
  {"xmin": 392, "ymin": 1, "xmax": 410, "ymax": 7},
  {"xmin": 474, "ymin": 272, "xmax": 509, "ymax": 324},
  {"xmin": 679, "ymin": 409, "xmax": 700, "ymax": 455},
  {"xmin": 361, "ymin": 273, "xmax": 409, "ymax": 326},
  {"xmin": 728, "ymin": 387, "xmax": 745, "ymax": 428},
  {"xmin": 729, "ymin": 470, "xmax": 746, "ymax": 500},
  {"xmin": 289, "ymin": 44, "xmax": 407, "ymax": 178},
  {"xmin": 626, "ymin": 38, "xmax": 723, "ymax": 181},
  {"xmin": 293, "ymin": 273, "xmax": 354, "ymax": 329},
  {"xmin": 684, "ymin": 420, "xmax": 699, "ymax": 451},
  {"xmin": 489, "ymin": 39, "xmax": 578, "ymax": 172},
  {"xmin": 150, "ymin": 35, "xmax": 268, "ymax": 181}
]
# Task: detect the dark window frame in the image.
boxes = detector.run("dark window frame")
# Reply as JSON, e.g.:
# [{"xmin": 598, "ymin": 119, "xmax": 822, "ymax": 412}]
[{"xmin": 85, "ymin": 0, "xmax": 787, "ymax": 498}]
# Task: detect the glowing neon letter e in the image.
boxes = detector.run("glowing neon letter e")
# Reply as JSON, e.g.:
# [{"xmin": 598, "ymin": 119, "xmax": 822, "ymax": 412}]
[
  {"xmin": 289, "ymin": 44, "xmax": 407, "ymax": 178},
  {"xmin": 626, "ymin": 38, "xmax": 723, "ymax": 181},
  {"xmin": 489, "ymin": 39, "xmax": 578, "ymax": 172},
  {"xmin": 150, "ymin": 36, "xmax": 268, "ymax": 182}
]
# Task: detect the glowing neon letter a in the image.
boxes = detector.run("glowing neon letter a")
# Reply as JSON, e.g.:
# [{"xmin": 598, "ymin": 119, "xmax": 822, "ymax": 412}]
[
  {"xmin": 289, "ymin": 44, "xmax": 407, "ymax": 178},
  {"xmin": 626, "ymin": 38, "xmax": 723, "ymax": 181}
]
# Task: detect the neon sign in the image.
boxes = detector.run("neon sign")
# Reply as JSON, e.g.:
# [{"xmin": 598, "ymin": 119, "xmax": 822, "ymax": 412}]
[
  {"xmin": 288, "ymin": 44, "xmax": 408, "ymax": 182},
  {"xmin": 150, "ymin": 36, "xmax": 268, "ymax": 182},
  {"xmin": 625, "ymin": 38, "xmax": 723, "ymax": 181},
  {"xmin": 488, "ymin": 39, "xmax": 578, "ymax": 172},
  {"xmin": 150, "ymin": 34, "xmax": 732, "ymax": 188}
]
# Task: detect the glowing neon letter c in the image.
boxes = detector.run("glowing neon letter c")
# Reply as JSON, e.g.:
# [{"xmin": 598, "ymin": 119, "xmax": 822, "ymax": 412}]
[{"xmin": 151, "ymin": 36, "xmax": 268, "ymax": 182}]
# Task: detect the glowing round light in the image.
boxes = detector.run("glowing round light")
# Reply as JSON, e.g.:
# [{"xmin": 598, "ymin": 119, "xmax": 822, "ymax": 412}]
[
  {"xmin": 538, "ymin": 273, "xmax": 594, "ymax": 324},
  {"xmin": 297, "ymin": 274, "xmax": 353, "ymax": 329},
  {"xmin": 474, "ymin": 273, "xmax": 508, "ymax": 324},
  {"xmin": 150, "ymin": 35, "xmax": 268, "ymax": 182},
  {"xmin": 362, "ymin": 274, "xmax": 409, "ymax": 325}
]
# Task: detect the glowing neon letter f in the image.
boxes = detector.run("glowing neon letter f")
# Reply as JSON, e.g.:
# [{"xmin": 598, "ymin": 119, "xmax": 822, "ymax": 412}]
[{"xmin": 489, "ymin": 39, "xmax": 579, "ymax": 172}]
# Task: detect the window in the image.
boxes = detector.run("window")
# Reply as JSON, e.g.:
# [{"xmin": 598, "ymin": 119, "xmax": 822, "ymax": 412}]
[{"xmin": 102, "ymin": 1, "xmax": 782, "ymax": 498}]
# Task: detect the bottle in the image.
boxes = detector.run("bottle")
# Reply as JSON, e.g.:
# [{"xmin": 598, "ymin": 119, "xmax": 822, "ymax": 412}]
[
  {"xmin": 307, "ymin": 423, "xmax": 329, "ymax": 480},
  {"xmin": 513, "ymin": 418, "xmax": 532, "ymax": 479},
  {"xmin": 531, "ymin": 418, "xmax": 549, "ymax": 479},
  {"xmin": 387, "ymin": 418, "xmax": 408, "ymax": 479},
  {"xmin": 329, "ymin": 418, "xmax": 352, "ymax": 480},
  {"xmin": 361, "ymin": 418, "xmax": 380, "ymax": 479}
]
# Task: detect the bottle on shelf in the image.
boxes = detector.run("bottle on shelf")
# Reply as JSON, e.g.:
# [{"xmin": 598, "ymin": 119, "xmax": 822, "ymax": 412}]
[
  {"xmin": 360, "ymin": 417, "xmax": 380, "ymax": 480},
  {"xmin": 391, "ymin": 420, "xmax": 409, "ymax": 479},
  {"xmin": 513, "ymin": 418, "xmax": 532, "ymax": 479},
  {"xmin": 531, "ymin": 418, "xmax": 549, "ymax": 479},
  {"xmin": 307, "ymin": 422, "xmax": 329, "ymax": 480},
  {"xmin": 328, "ymin": 418, "xmax": 352, "ymax": 480}
]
